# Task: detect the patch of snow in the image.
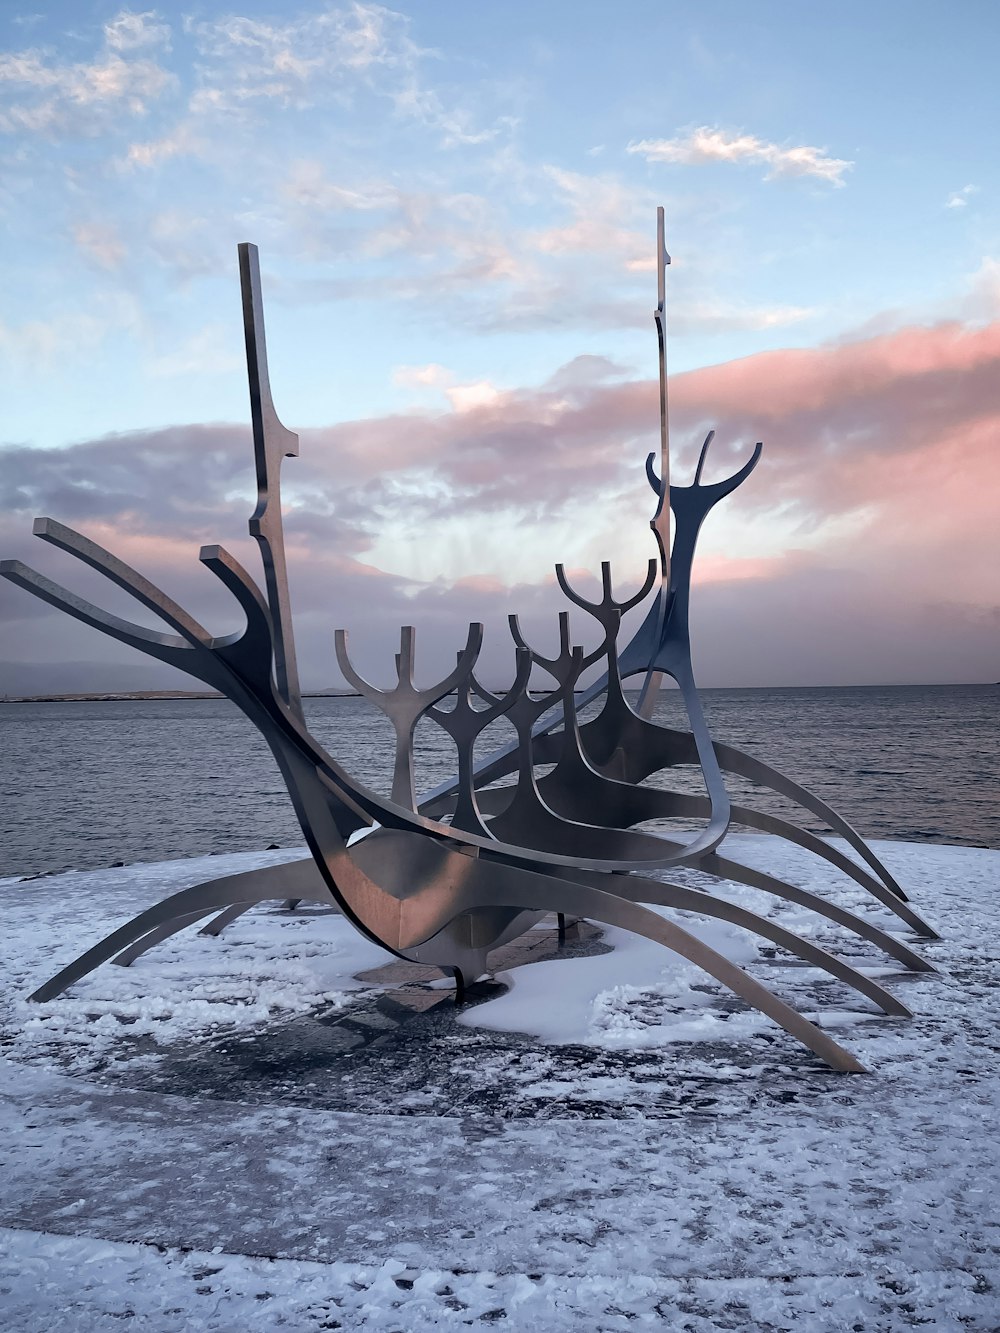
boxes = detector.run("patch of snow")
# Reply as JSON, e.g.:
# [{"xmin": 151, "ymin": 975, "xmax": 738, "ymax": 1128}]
[
  {"xmin": 461, "ymin": 911, "xmax": 762, "ymax": 1046},
  {"xmin": 0, "ymin": 850, "xmax": 396, "ymax": 1076},
  {"xmin": 0, "ymin": 1228, "xmax": 997, "ymax": 1331}
]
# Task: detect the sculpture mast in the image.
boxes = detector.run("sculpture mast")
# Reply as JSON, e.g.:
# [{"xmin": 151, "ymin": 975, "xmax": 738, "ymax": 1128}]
[
  {"xmin": 638, "ymin": 205, "xmax": 671, "ymax": 718},
  {"xmin": 238, "ymin": 243, "xmax": 303, "ymax": 719}
]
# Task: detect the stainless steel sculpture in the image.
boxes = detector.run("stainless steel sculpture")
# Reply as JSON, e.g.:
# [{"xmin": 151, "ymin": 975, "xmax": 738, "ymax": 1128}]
[{"xmin": 1, "ymin": 215, "xmax": 938, "ymax": 1073}]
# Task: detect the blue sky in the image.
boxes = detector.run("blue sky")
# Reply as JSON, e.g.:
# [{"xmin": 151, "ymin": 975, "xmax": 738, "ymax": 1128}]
[{"xmin": 1, "ymin": 2, "xmax": 998, "ymax": 690}]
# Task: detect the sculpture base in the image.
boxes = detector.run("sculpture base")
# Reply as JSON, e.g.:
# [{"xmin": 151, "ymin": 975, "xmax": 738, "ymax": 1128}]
[{"xmin": 0, "ymin": 839, "xmax": 997, "ymax": 1329}]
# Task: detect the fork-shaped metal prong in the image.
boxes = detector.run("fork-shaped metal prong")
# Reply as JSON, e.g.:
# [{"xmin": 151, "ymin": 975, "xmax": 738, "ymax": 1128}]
[
  {"xmin": 508, "ymin": 609, "xmax": 573, "ymax": 675},
  {"xmin": 427, "ymin": 646, "xmax": 532, "ymax": 836},
  {"xmin": 335, "ymin": 622, "xmax": 484, "ymax": 809},
  {"xmin": 647, "ymin": 431, "xmax": 763, "ymax": 518},
  {"xmin": 553, "ymin": 560, "xmax": 658, "ymax": 667}
]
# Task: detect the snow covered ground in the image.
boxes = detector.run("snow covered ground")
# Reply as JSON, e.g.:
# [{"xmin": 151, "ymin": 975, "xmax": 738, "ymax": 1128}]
[{"xmin": 1, "ymin": 836, "xmax": 998, "ymax": 1330}]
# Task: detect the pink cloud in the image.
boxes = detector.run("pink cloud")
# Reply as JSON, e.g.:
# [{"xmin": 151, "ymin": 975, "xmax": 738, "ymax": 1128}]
[{"xmin": 2, "ymin": 314, "xmax": 998, "ymax": 690}]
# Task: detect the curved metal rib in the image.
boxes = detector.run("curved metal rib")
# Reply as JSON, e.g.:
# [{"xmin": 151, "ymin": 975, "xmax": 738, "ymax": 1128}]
[
  {"xmin": 509, "ymin": 609, "xmax": 572, "ymax": 673},
  {"xmin": 445, "ymin": 858, "xmax": 866, "ymax": 1073},
  {"xmin": 200, "ymin": 901, "xmax": 260, "ymax": 937},
  {"xmin": 0, "ymin": 525, "xmax": 250, "ymax": 689},
  {"xmin": 468, "ymin": 779, "xmax": 932, "ymax": 972},
  {"xmin": 553, "ymin": 560, "xmax": 658, "ymax": 667},
  {"xmin": 199, "ymin": 544, "xmax": 279, "ymax": 692},
  {"xmin": 114, "ymin": 891, "xmax": 341, "ymax": 968},
  {"xmin": 696, "ymin": 850, "xmax": 936, "ymax": 964},
  {"xmin": 646, "ymin": 436, "xmax": 764, "ymax": 507},
  {"xmin": 108, "ymin": 859, "xmax": 331, "ymax": 966},
  {"xmin": 526, "ymin": 746, "xmax": 937, "ymax": 947},
  {"xmin": 538, "ymin": 706, "xmax": 927, "ymax": 925},
  {"xmin": 29, "ymin": 860, "xmax": 336, "ymax": 1003},
  {"xmin": 336, "ymin": 622, "xmax": 483, "ymax": 700},
  {"xmin": 572, "ymin": 873, "xmax": 912, "ymax": 1017},
  {"xmin": 0, "ymin": 560, "xmax": 194, "ymax": 668},
  {"xmin": 586, "ymin": 713, "xmax": 918, "ymax": 914},
  {"xmin": 712, "ymin": 739, "xmax": 909, "ymax": 901},
  {"xmin": 112, "ymin": 908, "xmax": 220, "ymax": 968},
  {"xmin": 3, "ymin": 525, "xmax": 298, "ymax": 707},
  {"xmin": 345, "ymin": 827, "xmax": 867, "ymax": 1069},
  {"xmin": 654, "ymin": 791, "xmax": 936, "ymax": 939},
  {"xmin": 33, "ymin": 517, "xmax": 215, "ymax": 647}
]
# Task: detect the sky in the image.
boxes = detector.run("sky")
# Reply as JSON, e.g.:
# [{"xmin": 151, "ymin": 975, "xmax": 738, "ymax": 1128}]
[{"xmin": 0, "ymin": 0, "xmax": 998, "ymax": 694}]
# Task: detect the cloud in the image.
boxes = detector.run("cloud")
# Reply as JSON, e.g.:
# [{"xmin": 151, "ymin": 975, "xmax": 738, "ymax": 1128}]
[
  {"xmin": 1, "ymin": 3, "xmax": 506, "ymax": 166},
  {"xmin": 0, "ymin": 301, "xmax": 137, "ymax": 370},
  {"xmin": 528, "ymin": 166, "xmax": 652, "ymax": 268},
  {"xmin": 946, "ymin": 184, "xmax": 979, "ymax": 209},
  {"xmin": 146, "ymin": 323, "xmax": 243, "ymax": 378},
  {"xmin": 0, "ymin": 13, "xmax": 175, "ymax": 136},
  {"xmin": 444, "ymin": 381, "xmax": 502, "ymax": 413},
  {"xmin": 187, "ymin": 4, "xmax": 416, "ymax": 81},
  {"xmin": 670, "ymin": 299, "xmax": 817, "ymax": 336},
  {"xmin": 104, "ymin": 10, "xmax": 171, "ymax": 53},
  {"xmin": 2, "ymin": 313, "xmax": 998, "ymax": 689},
  {"xmin": 72, "ymin": 221, "xmax": 127, "ymax": 269},
  {"xmin": 256, "ymin": 156, "xmax": 830, "ymax": 338},
  {"xmin": 183, "ymin": 3, "xmax": 500, "ymax": 148},
  {"xmin": 275, "ymin": 166, "xmax": 539, "ymax": 308},
  {"xmin": 119, "ymin": 121, "xmax": 203, "ymax": 170},
  {"xmin": 279, "ymin": 159, "xmax": 397, "ymax": 213},
  {"xmin": 960, "ymin": 258, "xmax": 1000, "ymax": 323},
  {"xmin": 144, "ymin": 209, "xmax": 223, "ymax": 278},
  {"xmin": 628, "ymin": 127, "xmax": 853, "ymax": 187},
  {"xmin": 390, "ymin": 363, "xmax": 503, "ymax": 411},
  {"xmin": 392, "ymin": 363, "xmax": 454, "ymax": 390},
  {"xmin": 275, "ymin": 159, "xmax": 777, "ymax": 336}
]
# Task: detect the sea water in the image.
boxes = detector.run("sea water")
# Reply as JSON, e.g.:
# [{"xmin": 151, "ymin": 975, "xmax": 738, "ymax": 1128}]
[{"xmin": 0, "ymin": 684, "xmax": 995, "ymax": 879}]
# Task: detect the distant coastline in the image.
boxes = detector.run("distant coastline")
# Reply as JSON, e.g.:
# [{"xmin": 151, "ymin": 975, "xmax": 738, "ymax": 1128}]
[{"xmin": 1, "ymin": 682, "xmax": 993, "ymax": 703}]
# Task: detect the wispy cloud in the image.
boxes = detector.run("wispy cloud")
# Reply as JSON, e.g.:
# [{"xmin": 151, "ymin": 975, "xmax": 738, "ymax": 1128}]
[
  {"xmin": 147, "ymin": 323, "xmax": 243, "ymax": 378},
  {"xmin": 71, "ymin": 221, "xmax": 127, "ymax": 270},
  {"xmin": 670, "ymin": 299, "xmax": 817, "ymax": 336},
  {"xmin": 0, "ymin": 10, "xmax": 820, "ymax": 349},
  {"xmin": 183, "ymin": 6, "xmax": 408, "ymax": 111},
  {"xmin": 103, "ymin": 11, "xmax": 172, "ymax": 53},
  {"xmin": 392, "ymin": 362, "xmax": 455, "ymax": 390},
  {"xmin": 0, "ymin": 10, "xmax": 175, "ymax": 136},
  {"xmin": 118, "ymin": 121, "xmax": 203, "ymax": 170},
  {"xmin": 182, "ymin": 3, "xmax": 499, "ymax": 147},
  {"xmin": 529, "ymin": 166, "xmax": 652, "ymax": 267},
  {"xmin": 628, "ymin": 126, "xmax": 853, "ymax": 187},
  {"xmin": 946, "ymin": 183, "xmax": 979, "ymax": 209},
  {"xmin": 0, "ymin": 296, "xmax": 139, "ymax": 369}
]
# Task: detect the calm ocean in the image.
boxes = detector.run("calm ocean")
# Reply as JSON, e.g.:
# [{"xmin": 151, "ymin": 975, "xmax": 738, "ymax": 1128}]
[{"xmin": 1, "ymin": 684, "xmax": 996, "ymax": 879}]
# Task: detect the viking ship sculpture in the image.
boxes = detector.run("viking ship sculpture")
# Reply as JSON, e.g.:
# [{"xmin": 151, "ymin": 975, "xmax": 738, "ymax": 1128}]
[{"xmin": 1, "ymin": 211, "xmax": 938, "ymax": 1073}]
